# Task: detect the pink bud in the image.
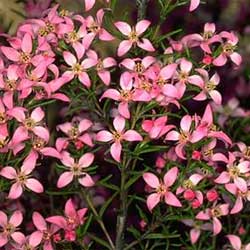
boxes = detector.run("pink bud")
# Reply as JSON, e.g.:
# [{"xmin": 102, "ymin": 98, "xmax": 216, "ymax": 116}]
[
  {"xmin": 155, "ymin": 156, "xmax": 166, "ymax": 169},
  {"xmin": 192, "ymin": 150, "xmax": 201, "ymax": 160},
  {"xmin": 238, "ymin": 226, "xmax": 246, "ymax": 235},
  {"xmin": 65, "ymin": 230, "xmax": 76, "ymax": 241},
  {"xmin": 75, "ymin": 140, "xmax": 84, "ymax": 150},
  {"xmin": 206, "ymin": 189, "xmax": 218, "ymax": 202},
  {"xmin": 202, "ymin": 55, "xmax": 213, "ymax": 65},
  {"xmin": 191, "ymin": 199, "xmax": 201, "ymax": 209},
  {"xmin": 139, "ymin": 220, "xmax": 147, "ymax": 230},
  {"xmin": 53, "ymin": 233, "xmax": 62, "ymax": 243},
  {"xmin": 183, "ymin": 189, "xmax": 195, "ymax": 201}
]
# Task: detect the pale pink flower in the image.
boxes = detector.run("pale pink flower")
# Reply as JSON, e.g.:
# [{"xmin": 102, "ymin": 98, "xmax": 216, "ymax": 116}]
[
  {"xmin": 30, "ymin": 212, "xmax": 59, "ymax": 250},
  {"xmin": 100, "ymin": 72, "xmax": 137, "ymax": 119},
  {"xmin": 46, "ymin": 198, "xmax": 87, "ymax": 231},
  {"xmin": 213, "ymin": 31, "xmax": 242, "ymax": 66},
  {"xmin": 7, "ymin": 107, "xmax": 49, "ymax": 143},
  {"xmin": 192, "ymin": 69, "xmax": 222, "ymax": 105},
  {"xmin": 143, "ymin": 167, "xmax": 182, "ymax": 211},
  {"xmin": 0, "ymin": 210, "xmax": 24, "ymax": 247},
  {"xmin": 84, "ymin": 0, "xmax": 109, "ymax": 11},
  {"xmin": 115, "ymin": 20, "xmax": 154, "ymax": 56},
  {"xmin": 57, "ymin": 151, "xmax": 95, "ymax": 188},
  {"xmin": 63, "ymin": 51, "xmax": 96, "ymax": 88},
  {"xmin": 227, "ymin": 235, "xmax": 250, "ymax": 250},
  {"xmin": 96, "ymin": 116, "xmax": 142, "ymax": 162},
  {"xmin": 214, "ymin": 152, "xmax": 250, "ymax": 192},
  {"xmin": 0, "ymin": 153, "xmax": 43, "ymax": 199},
  {"xmin": 196, "ymin": 203, "xmax": 229, "ymax": 235}
]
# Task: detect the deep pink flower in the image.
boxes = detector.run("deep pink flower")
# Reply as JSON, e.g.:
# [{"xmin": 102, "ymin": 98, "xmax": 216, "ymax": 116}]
[
  {"xmin": 57, "ymin": 151, "xmax": 95, "ymax": 188},
  {"xmin": 0, "ymin": 210, "xmax": 24, "ymax": 247},
  {"xmin": 115, "ymin": 20, "xmax": 154, "ymax": 56},
  {"xmin": 30, "ymin": 212, "xmax": 59, "ymax": 250},
  {"xmin": 46, "ymin": 198, "xmax": 87, "ymax": 231},
  {"xmin": 143, "ymin": 167, "xmax": 182, "ymax": 211},
  {"xmin": 96, "ymin": 116, "xmax": 142, "ymax": 162}
]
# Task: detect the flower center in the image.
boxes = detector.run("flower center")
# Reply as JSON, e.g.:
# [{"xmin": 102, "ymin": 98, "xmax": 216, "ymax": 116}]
[
  {"xmin": 223, "ymin": 43, "xmax": 235, "ymax": 55},
  {"xmin": 211, "ymin": 207, "xmax": 222, "ymax": 217},
  {"xmin": 42, "ymin": 230, "xmax": 51, "ymax": 241},
  {"xmin": 5, "ymin": 79, "xmax": 17, "ymax": 91},
  {"xmin": 120, "ymin": 90, "xmax": 132, "ymax": 101},
  {"xmin": 88, "ymin": 22, "xmax": 100, "ymax": 33},
  {"xmin": 113, "ymin": 131, "xmax": 122, "ymax": 141},
  {"xmin": 69, "ymin": 127, "xmax": 79, "ymax": 140},
  {"xmin": 183, "ymin": 180, "xmax": 194, "ymax": 189},
  {"xmin": 65, "ymin": 31, "xmax": 79, "ymax": 43},
  {"xmin": 0, "ymin": 138, "xmax": 8, "ymax": 149},
  {"xmin": 32, "ymin": 137, "xmax": 46, "ymax": 150},
  {"xmin": 96, "ymin": 60, "xmax": 104, "ymax": 71},
  {"xmin": 134, "ymin": 62, "xmax": 145, "ymax": 74},
  {"xmin": 0, "ymin": 113, "xmax": 6, "ymax": 124},
  {"xmin": 59, "ymin": 9, "xmax": 70, "ymax": 17},
  {"xmin": 4, "ymin": 223, "xmax": 15, "ymax": 235},
  {"xmin": 156, "ymin": 184, "xmax": 167, "ymax": 195},
  {"xmin": 179, "ymin": 130, "xmax": 188, "ymax": 142},
  {"xmin": 244, "ymin": 147, "xmax": 250, "ymax": 158},
  {"xmin": 229, "ymin": 165, "xmax": 240, "ymax": 178},
  {"xmin": 202, "ymin": 31, "xmax": 213, "ymax": 40},
  {"xmin": 204, "ymin": 149, "xmax": 213, "ymax": 157},
  {"xmin": 178, "ymin": 71, "xmax": 188, "ymax": 82},
  {"xmin": 24, "ymin": 118, "xmax": 36, "ymax": 129},
  {"xmin": 72, "ymin": 63, "xmax": 83, "ymax": 74},
  {"xmin": 17, "ymin": 172, "xmax": 27, "ymax": 185},
  {"xmin": 206, "ymin": 81, "xmax": 216, "ymax": 91},
  {"xmin": 128, "ymin": 28, "xmax": 138, "ymax": 42},
  {"xmin": 20, "ymin": 52, "xmax": 31, "ymax": 64}
]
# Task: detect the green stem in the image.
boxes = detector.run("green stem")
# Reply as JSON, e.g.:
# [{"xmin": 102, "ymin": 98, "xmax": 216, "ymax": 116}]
[
  {"xmin": 115, "ymin": 160, "xmax": 128, "ymax": 250},
  {"xmin": 81, "ymin": 191, "xmax": 115, "ymax": 250},
  {"xmin": 137, "ymin": 0, "xmax": 149, "ymax": 21}
]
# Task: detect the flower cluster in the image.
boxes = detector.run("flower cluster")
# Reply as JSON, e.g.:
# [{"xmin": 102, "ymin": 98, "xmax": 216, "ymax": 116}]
[{"xmin": 0, "ymin": 0, "xmax": 249, "ymax": 249}]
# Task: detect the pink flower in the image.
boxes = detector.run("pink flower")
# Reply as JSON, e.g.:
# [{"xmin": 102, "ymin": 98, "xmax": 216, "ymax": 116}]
[
  {"xmin": 189, "ymin": 0, "xmax": 200, "ymax": 11},
  {"xmin": 46, "ymin": 198, "xmax": 87, "ymax": 231},
  {"xmin": 87, "ymin": 50, "xmax": 116, "ymax": 85},
  {"xmin": 56, "ymin": 118, "xmax": 93, "ymax": 151},
  {"xmin": 63, "ymin": 51, "xmax": 97, "ymax": 88},
  {"xmin": 96, "ymin": 116, "xmax": 143, "ymax": 162},
  {"xmin": 1, "ymin": 33, "xmax": 33, "ymax": 65},
  {"xmin": 182, "ymin": 219, "xmax": 212, "ymax": 244},
  {"xmin": 57, "ymin": 151, "xmax": 95, "ymax": 188},
  {"xmin": 214, "ymin": 152, "xmax": 250, "ymax": 192},
  {"xmin": 192, "ymin": 69, "xmax": 222, "ymax": 105},
  {"xmin": 85, "ymin": 9, "xmax": 114, "ymax": 43},
  {"xmin": 213, "ymin": 31, "xmax": 242, "ymax": 66},
  {"xmin": 7, "ymin": 107, "xmax": 49, "ymax": 143},
  {"xmin": 196, "ymin": 203, "xmax": 229, "ymax": 235},
  {"xmin": 115, "ymin": 20, "xmax": 154, "ymax": 56},
  {"xmin": 227, "ymin": 235, "xmax": 250, "ymax": 250},
  {"xmin": 142, "ymin": 116, "xmax": 175, "ymax": 139},
  {"xmin": 100, "ymin": 72, "xmax": 136, "ymax": 119},
  {"xmin": 30, "ymin": 212, "xmax": 59, "ymax": 250},
  {"xmin": 0, "ymin": 153, "xmax": 43, "ymax": 199},
  {"xmin": 143, "ymin": 167, "xmax": 182, "ymax": 211},
  {"xmin": 0, "ymin": 210, "xmax": 24, "ymax": 247}
]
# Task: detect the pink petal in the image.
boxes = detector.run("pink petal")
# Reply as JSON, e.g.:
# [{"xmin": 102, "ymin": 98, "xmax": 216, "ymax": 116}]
[
  {"xmin": 209, "ymin": 90, "xmax": 222, "ymax": 105},
  {"xmin": 0, "ymin": 234, "xmax": 8, "ymax": 247},
  {"xmin": 100, "ymin": 89, "xmax": 121, "ymax": 101},
  {"xmin": 123, "ymin": 130, "xmax": 143, "ymax": 141},
  {"xmin": 26, "ymin": 178, "xmax": 44, "ymax": 193},
  {"xmin": 0, "ymin": 167, "xmax": 16, "ymax": 179},
  {"xmin": 32, "ymin": 126, "xmax": 50, "ymax": 142},
  {"xmin": 189, "ymin": 0, "xmax": 200, "ymax": 11},
  {"xmin": 137, "ymin": 38, "xmax": 155, "ymax": 52},
  {"xmin": 32, "ymin": 212, "xmax": 47, "ymax": 231},
  {"xmin": 146, "ymin": 193, "xmax": 161, "ymax": 211},
  {"xmin": 8, "ymin": 183, "xmax": 23, "ymax": 199},
  {"xmin": 117, "ymin": 40, "xmax": 133, "ymax": 57},
  {"xmin": 79, "ymin": 72, "xmax": 91, "ymax": 88},
  {"xmin": 234, "ymin": 177, "xmax": 247, "ymax": 193},
  {"xmin": 78, "ymin": 173, "xmax": 95, "ymax": 187},
  {"xmin": 85, "ymin": 0, "xmax": 95, "ymax": 11},
  {"xmin": 110, "ymin": 141, "xmax": 122, "ymax": 162},
  {"xmin": 230, "ymin": 52, "xmax": 242, "ymax": 66},
  {"xmin": 180, "ymin": 115, "xmax": 192, "ymax": 132},
  {"xmin": 118, "ymin": 102, "xmax": 130, "ymax": 119},
  {"xmin": 135, "ymin": 20, "xmax": 150, "ymax": 35},
  {"xmin": 63, "ymin": 51, "xmax": 77, "ymax": 66},
  {"xmin": 61, "ymin": 151, "xmax": 75, "ymax": 167},
  {"xmin": 196, "ymin": 210, "xmax": 210, "ymax": 220},
  {"xmin": 114, "ymin": 22, "xmax": 131, "ymax": 36},
  {"xmin": 213, "ymin": 54, "xmax": 227, "ymax": 66},
  {"xmin": 21, "ymin": 33, "xmax": 32, "ymax": 54},
  {"xmin": 190, "ymin": 228, "xmax": 200, "ymax": 244},
  {"xmin": 212, "ymin": 217, "xmax": 222, "ymax": 235},
  {"xmin": 1, "ymin": 46, "xmax": 19, "ymax": 62},
  {"xmin": 164, "ymin": 191, "xmax": 182, "ymax": 207},
  {"xmin": 0, "ymin": 211, "xmax": 7, "ymax": 226},
  {"xmin": 30, "ymin": 107, "xmax": 44, "ymax": 122},
  {"xmin": 40, "ymin": 147, "xmax": 61, "ymax": 159},
  {"xmin": 57, "ymin": 172, "xmax": 74, "ymax": 188},
  {"xmin": 21, "ymin": 151, "xmax": 38, "ymax": 174},
  {"xmin": 96, "ymin": 130, "xmax": 113, "ymax": 142},
  {"xmin": 143, "ymin": 173, "xmax": 160, "ymax": 188},
  {"xmin": 113, "ymin": 116, "xmax": 125, "ymax": 133},
  {"xmin": 9, "ymin": 210, "xmax": 23, "ymax": 227},
  {"xmin": 180, "ymin": 59, "xmax": 192, "ymax": 73},
  {"xmin": 46, "ymin": 216, "xmax": 66, "ymax": 229},
  {"xmin": 226, "ymin": 235, "xmax": 241, "ymax": 250},
  {"xmin": 165, "ymin": 130, "xmax": 179, "ymax": 141},
  {"xmin": 29, "ymin": 231, "xmax": 43, "ymax": 246},
  {"xmin": 214, "ymin": 171, "xmax": 230, "ymax": 184},
  {"xmin": 11, "ymin": 232, "xmax": 25, "ymax": 244},
  {"xmin": 164, "ymin": 167, "xmax": 178, "ymax": 187},
  {"xmin": 65, "ymin": 199, "xmax": 77, "ymax": 218},
  {"xmin": 98, "ymin": 71, "xmax": 111, "ymax": 85},
  {"xmin": 99, "ymin": 28, "xmax": 114, "ymax": 41},
  {"xmin": 79, "ymin": 153, "xmax": 94, "ymax": 168},
  {"xmin": 160, "ymin": 63, "xmax": 177, "ymax": 79},
  {"xmin": 231, "ymin": 197, "xmax": 243, "ymax": 214}
]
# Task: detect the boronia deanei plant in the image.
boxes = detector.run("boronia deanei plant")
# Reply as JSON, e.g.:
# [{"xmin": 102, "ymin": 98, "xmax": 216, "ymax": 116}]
[{"xmin": 0, "ymin": 0, "xmax": 248, "ymax": 249}]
